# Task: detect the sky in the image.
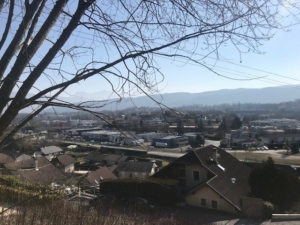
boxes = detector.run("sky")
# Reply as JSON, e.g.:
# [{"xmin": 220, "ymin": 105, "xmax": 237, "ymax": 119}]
[
  {"xmin": 1, "ymin": 1, "xmax": 300, "ymax": 101},
  {"xmin": 63, "ymin": 23, "xmax": 300, "ymax": 97},
  {"xmin": 55, "ymin": 11, "xmax": 300, "ymax": 97}
]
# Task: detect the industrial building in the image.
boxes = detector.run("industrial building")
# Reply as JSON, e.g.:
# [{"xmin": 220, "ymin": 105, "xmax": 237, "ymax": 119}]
[
  {"xmin": 249, "ymin": 119, "xmax": 300, "ymax": 129},
  {"xmin": 152, "ymin": 135, "xmax": 189, "ymax": 148},
  {"xmin": 81, "ymin": 130, "xmax": 137, "ymax": 144}
]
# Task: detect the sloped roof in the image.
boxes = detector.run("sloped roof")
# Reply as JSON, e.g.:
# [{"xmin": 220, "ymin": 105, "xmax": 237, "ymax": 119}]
[
  {"xmin": 41, "ymin": 146, "xmax": 62, "ymax": 155},
  {"xmin": 4, "ymin": 156, "xmax": 59, "ymax": 170},
  {"xmin": 109, "ymin": 165, "xmax": 118, "ymax": 172},
  {"xmin": 0, "ymin": 151, "xmax": 31, "ymax": 163},
  {"xmin": 114, "ymin": 161, "xmax": 155, "ymax": 173},
  {"xmin": 153, "ymin": 145, "xmax": 250, "ymax": 211},
  {"xmin": 16, "ymin": 154, "xmax": 32, "ymax": 162},
  {"xmin": 57, "ymin": 155, "xmax": 76, "ymax": 166},
  {"xmin": 117, "ymin": 155, "xmax": 129, "ymax": 162},
  {"xmin": 85, "ymin": 153, "xmax": 128, "ymax": 163},
  {"xmin": 6, "ymin": 157, "xmax": 66, "ymax": 185},
  {"xmin": 0, "ymin": 153, "xmax": 14, "ymax": 164},
  {"xmin": 81, "ymin": 166, "xmax": 117, "ymax": 186},
  {"xmin": 85, "ymin": 153, "xmax": 106, "ymax": 162},
  {"xmin": 104, "ymin": 154, "xmax": 122, "ymax": 162},
  {"xmin": 193, "ymin": 145, "xmax": 250, "ymax": 211}
]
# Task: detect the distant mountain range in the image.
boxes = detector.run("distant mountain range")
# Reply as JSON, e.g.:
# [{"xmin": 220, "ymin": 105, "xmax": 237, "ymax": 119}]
[{"xmin": 25, "ymin": 85, "xmax": 300, "ymax": 113}]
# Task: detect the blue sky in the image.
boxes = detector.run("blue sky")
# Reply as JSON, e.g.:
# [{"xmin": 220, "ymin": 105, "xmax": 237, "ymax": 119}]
[
  {"xmin": 58, "ymin": 22, "xmax": 300, "ymax": 97},
  {"xmin": 1, "ymin": 1, "xmax": 300, "ymax": 100}
]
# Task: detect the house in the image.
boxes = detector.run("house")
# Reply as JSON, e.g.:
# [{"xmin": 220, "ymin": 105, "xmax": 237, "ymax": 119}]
[
  {"xmin": 103, "ymin": 154, "xmax": 128, "ymax": 166},
  {"xmin": 152, "ymin": 135, "xmax": 189, "ymax": 148},
  {"xmin": 0, "ymin": 151, "xmax": 31, "ymax": 163},
  {"xmin": 152, "ymin": 145, "xmax": 250, "ymax": 214},
  {"xmin": 3, "ymin": 156, "xmax": 66, "ymax": 185},
  {"xmin": 0, "ymin": 151, "xmax": 31, "ymax": 172},
  {"xmin": 0, "ymin": 152, "xmax": 16, "ymax": 166},
  {"xmin": 52, "ymin": 154, "xmax": 77, "ymax": 173},
  {"xmin": 114, "ymin": 161, "xmax": 157, "ymax": 179},
  {"xmin": 79, "ymin": 166, "xmax": 117, "ymax": 187},
  {"xmin": 15, "ymin": 154, "xmax": 32, "ymax": 162},
  {"xmin": 85, "ymin": 152, "xmax": 106, "ymax": 164},
  {"xmin": 41, "ymin": 146, "xmax": 63, "ymax": 161},
  {"xmin": 84, "ymin": 153, "xmax": 128, "ymax": 166}
]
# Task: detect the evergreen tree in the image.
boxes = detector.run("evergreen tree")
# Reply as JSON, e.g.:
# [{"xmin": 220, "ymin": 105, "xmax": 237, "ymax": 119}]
[
  {"xmin": 176, "ymin": 120, "xmax": 184, "ymax": 135},
  {"xmin": 191, "ymin": 139, "xmax": 200, "ymax": 148},
  {"xmin": 249, "ymin": 157, "xmax": 300, "ymax": 209},
  {"xmin": 197, "ymin": 120, "xmax": 205, "ymax": 132},
  {"xmin": 218, "ymin": 118, "xmax": 228, "ymax": 132},
  {"xmin": 230, "ymin": 116, "xmax": 242, "ymax": 130},
  {"xmin": 196, "ymin": 134, "xmax": 205, "ymax": 146}
]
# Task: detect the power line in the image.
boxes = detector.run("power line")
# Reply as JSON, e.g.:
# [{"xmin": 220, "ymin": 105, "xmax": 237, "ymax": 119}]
[
  {"xmin": 0, "ymin": 11, "xmax": 300, "ymax": 88},
  {"xmin": 156, "ymin": 54, "xmax": 300, "ymax": 90}
]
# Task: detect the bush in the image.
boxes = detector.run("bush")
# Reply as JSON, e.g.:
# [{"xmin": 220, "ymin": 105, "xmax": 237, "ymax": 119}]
[
  {"xmin": 263, "ymin": 201, "xmax": 279, "ymax": 218},
  {"xmin": 249, "ymin": 157, "xmax": 300, "ymax": 210},
  {"xmin": 100, "ymin": 178, "xmax": 179, "ymax": 205},
  {"xmin": 0, "ymin": 199, "xmax": 206, "ymax": 225}
]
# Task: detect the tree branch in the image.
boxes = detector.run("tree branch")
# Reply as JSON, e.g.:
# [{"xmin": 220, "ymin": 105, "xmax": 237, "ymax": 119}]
[
  {"xmin": 0, "ymin": 0, "xmax": 69, "ymax": 114},
  {"xmin": 0, "ymin": 0, "xmax": 14, "ymax": 51},
  {"xmin": 0, "ymin": 0, "xmax": 41, "ymax": 81},
  {"xmin": 0, "ymin": 0, "xmax": 95, "ymax": 136}
]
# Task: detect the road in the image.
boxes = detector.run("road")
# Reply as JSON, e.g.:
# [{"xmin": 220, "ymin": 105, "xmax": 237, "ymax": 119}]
[
  {"xmin": 204, "ymin": 139, "xmax": 220, "ymax": 147},
  {"xmin": 59, "ymin": 139, "xmax": 300, "ymax": 165}
]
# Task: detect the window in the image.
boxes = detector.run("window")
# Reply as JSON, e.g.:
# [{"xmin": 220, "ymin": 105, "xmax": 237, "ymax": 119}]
[
  {"xmin": 178, "ymin": 167, "xmax": 186, "ymax": 178},
  {"xmin": 212, "ymin": 200, "xmax": 218, "ymax": 209},
  {"xmin": 201, "ymin": 198, "xmax": 206, "ymax": 206},
  {"xmin": 193, "ymin": 171, "xmax": 200, "ymax": 181}
]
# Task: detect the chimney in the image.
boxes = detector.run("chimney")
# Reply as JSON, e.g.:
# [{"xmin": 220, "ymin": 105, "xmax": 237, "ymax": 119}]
[
  {"xmin": 212, "ymin": 148, "xmax": 218, "ymax": 164},
  {"xmin": 35, "ymin": 157, "xmax": 39, "ymax": 171}
]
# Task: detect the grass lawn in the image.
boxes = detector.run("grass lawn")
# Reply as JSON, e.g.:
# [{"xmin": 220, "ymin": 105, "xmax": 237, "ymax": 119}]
[{"xmin": 230, "ymin": 151, "xmax": 300, "ymax": 165}]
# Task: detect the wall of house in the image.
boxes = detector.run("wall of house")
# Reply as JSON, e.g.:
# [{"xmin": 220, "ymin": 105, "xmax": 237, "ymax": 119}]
[
  {"xmin": 185, "ymin": 186, "xmax": 235, "ymax": 213},
  {"xmin": 150, "ymin": 167, "xmax": 156, "ymax": 176},
  {"xmin": 185, "ymin": 164, "xmax": 208, "ymax": 190},
  {"xmin": 65, "ymin": 164, "xmax": 74, "ymax": 173}
]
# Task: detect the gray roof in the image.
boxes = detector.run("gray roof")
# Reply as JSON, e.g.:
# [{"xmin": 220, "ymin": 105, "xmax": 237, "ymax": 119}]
[
  {"xmin": 153, "ymin": 145, "xmax": 250, "ymax": 211},
  {"xmin": 41, "ymin": 146, "xmax": 63, "ymax": 155},
  {"xmin": 0, "ymin": 153, "xmax": 14, "ymax": 164},
  {"xmin": 57, "ymin": 155, "xmax": 76, "ymax": 166},
  {"xmin": 16, "ymin": 154, "xmax": 32, "ymax": 162},
  {"xmin": 104, "ymin": 154, "xmax": 124, "ymax": 162},
  {"xmin": 193, "ymin": 146, "xmax": 250, "ymax": 211},
  {"xmin": 85, "ymin": 153, "xmax": 106, "ymax": 162},
  {"xmin": 5, "ymin": 157, "xmax": 66, "ymax": 185},
  {"xmin": 81, "ymin": 166, "xmax": 117, "ymax": 186},
  {"xmin": 114, "ymin": 161, "xmax": 155, "ymax": 173}
]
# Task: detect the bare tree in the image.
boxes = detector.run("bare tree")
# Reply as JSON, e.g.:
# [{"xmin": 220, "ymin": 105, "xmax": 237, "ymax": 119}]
[{"xmin": 0, "ymin": 0, "xmax": 299, "ymax": 148}]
